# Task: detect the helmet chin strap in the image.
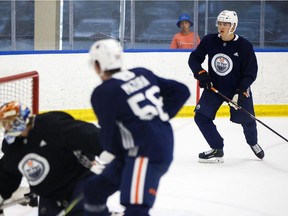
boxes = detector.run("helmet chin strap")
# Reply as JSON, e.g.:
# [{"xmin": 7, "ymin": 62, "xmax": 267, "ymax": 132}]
[
  {"xmin": 221, "ymin": 24, "xmax": 235, "ymax": 40},
  {"xmin": 228, "ymin": 24, "xmax": 236, "ymax": 35}
]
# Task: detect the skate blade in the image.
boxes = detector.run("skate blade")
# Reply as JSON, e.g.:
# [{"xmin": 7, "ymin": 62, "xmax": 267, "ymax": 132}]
[{"xmin": 198, "ymin": 157, "xmax": 224, "ymax": 164}]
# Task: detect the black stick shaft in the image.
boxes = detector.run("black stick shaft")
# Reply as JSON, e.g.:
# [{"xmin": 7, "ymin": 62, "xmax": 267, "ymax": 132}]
[{"xmin": 211, "ymin": 87, "xmax": 288, "ymax": 143}]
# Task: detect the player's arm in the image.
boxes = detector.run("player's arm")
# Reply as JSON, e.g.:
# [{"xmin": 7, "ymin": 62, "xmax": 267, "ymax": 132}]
[
  {"xmin": 64, "ymin": 121, "xmax": 103, "ymax": 160},
  {"xmin": 91, "ymin": 85, "xmax": 120, "ymax": 155},
  {"xmin": 188, "ymin": 35, "xmax": 208, "ymax": 74},
  {"xmin": 156, "ymin": 76, "xmax": 190, "ymax": 119},
  {"xmin": 238, "ymin": 41, "xmax": 258, "ymax": 90},
  {"xmin": 0, "ymin": 157, "xmax": 22, "ymax": 201}
]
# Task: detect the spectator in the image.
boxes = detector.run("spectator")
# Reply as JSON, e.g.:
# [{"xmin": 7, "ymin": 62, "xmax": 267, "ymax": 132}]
[{"xmin": 170, "ymin": 13, "xmax": 200, "ymax": 49}]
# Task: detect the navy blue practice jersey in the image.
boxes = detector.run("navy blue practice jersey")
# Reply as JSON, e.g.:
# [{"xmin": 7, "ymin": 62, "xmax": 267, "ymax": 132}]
[
  {"xmin": 0, "ymin": 111, "xmax": 102, "ymax": 200},
  {"xmin": 188, "ymin": 33, "xmax": 258, "ymax": 97},
  {"xmin": 91, "ymin": 67, "xmax": 190, "ymax": 162}
]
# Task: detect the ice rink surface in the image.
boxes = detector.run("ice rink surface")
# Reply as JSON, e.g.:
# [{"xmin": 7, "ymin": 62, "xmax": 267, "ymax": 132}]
[{"xmin": 4, "ymin": 117, "xmax": 288, "ymax": 216}]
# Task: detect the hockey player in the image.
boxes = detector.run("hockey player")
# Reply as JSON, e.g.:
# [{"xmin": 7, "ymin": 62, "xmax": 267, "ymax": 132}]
[
  {"xmin": 0, "ymin": 101, "xmax": 103, "ymax": 215},
  {"xmin": 188, "ymin": 10, "xmax": 264, "ymax": 163},
  {"xmin": 83, "ymin": 38, "xmax": 190, "ymax": 216}
]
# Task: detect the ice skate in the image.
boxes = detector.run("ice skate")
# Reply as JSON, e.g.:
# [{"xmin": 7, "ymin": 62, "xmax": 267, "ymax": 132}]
[
  {"xmin": 250, "ymin": 144, "xmax": 264, "ymax": 159},
  {"xmin": 198, "ymin": 148, "xmax": 224, "ymax": 163}
]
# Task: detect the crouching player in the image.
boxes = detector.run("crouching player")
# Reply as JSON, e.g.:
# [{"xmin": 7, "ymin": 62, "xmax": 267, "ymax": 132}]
[{"xmin": 0, "ymin": 101, "xmax": 103, "ymax": 216}]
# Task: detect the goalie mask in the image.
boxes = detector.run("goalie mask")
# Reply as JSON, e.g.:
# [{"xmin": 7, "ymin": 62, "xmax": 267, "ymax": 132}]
[{"xmin": 0, "ymin": 101, "xmax": 31, "ymax": 141}]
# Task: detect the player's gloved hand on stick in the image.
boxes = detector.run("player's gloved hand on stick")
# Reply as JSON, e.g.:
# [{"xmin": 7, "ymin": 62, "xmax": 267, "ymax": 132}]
[
  {"xmin": 90, "ymin": 156, "xmax": 106, "ymax": 175},
  {"xmin": 195, "ymin": 69, "xmax": 213, "ymax": 89},
  {"xmin": 229, "ymin": 88, "xmax": 250, "ymax": 110},
  {"xmin": 90, "ymin": 151, "xmax": 115, "ymax": 175}
]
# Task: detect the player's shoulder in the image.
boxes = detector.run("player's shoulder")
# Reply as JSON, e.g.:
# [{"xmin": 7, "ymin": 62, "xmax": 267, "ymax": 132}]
[
  {"xmin": 91, "ymin": 71, "xmax": 132, "ymax": 101},
  {"xmin": 198, "ymin": 33, "xmax": 219, "ymax": 47},
  {"xmin": 93, "ymin": 68, "xmax": 153, "ymax": 93},
  {"xmin": 37, "ymin": 111, "xmax": 74, "ymax": 121},
  {"xmin": 202, "ymin": 33, "xmax": 219, "ymax": 41},
  {"xmin": 130, "ymin": 67, "xmax": 153, "ymax": 75},
  {"xmin": 35, "ymin": 111, "xmax": 74, "ymax": 127},
  {"xmin": 234, "ymin": 34, "xmax": 254, "ymax": 49}
]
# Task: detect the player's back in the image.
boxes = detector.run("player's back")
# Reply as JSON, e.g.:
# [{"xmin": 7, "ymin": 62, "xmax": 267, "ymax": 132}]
[{"xmin": 91, "ymin": 67, "xmax": 189, "ymax": 162}]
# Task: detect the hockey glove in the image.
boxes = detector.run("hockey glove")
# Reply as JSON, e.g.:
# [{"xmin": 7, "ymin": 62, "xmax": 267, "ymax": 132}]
[
  {"xmin": 73, "ymin": 150, "xmax": 94, "ymax": 169},
  {"xmin": 229, "ymin": 88, "xmax": 250, "ymax": 110},
  {"xmin": 90, "ymin": 151, "xmax": 115, "ymax": 175},
  {"xmin": 195, "ymin": 69, "xmax": 213, "ymax": 89},
  {"xmin": 90, "ymin": 157, "xmax": 106, "ymax": 175}
]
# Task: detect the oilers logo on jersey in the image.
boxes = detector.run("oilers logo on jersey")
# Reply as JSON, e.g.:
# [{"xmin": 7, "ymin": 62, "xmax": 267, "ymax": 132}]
[
  {"xmin": 211, "ymin": 53, "xmax": 233, "ymax": 76},
  {"xmin": 18, "ymin": 153, "xmax": 50, "ymax": 186}
]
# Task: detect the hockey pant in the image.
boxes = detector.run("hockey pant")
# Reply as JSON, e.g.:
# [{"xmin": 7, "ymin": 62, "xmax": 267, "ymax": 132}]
[
  {"xmin": 83, "ymin": 156, "xmax": 171, "ymax": 216},
  {"xmin": 194, "ymin": 89, "xmax": 258, "ymax": 149}
]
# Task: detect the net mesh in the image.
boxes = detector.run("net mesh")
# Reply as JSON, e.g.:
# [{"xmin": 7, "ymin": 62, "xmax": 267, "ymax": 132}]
[{"xmin": 0, "ymin": 79, "xmax": 34, "ymax": 111}]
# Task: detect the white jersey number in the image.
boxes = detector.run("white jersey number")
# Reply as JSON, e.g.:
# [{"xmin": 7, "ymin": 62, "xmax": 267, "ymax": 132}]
[{"xmin": 127, "ymin": 86, "xmax": 169, "ymax": 121}]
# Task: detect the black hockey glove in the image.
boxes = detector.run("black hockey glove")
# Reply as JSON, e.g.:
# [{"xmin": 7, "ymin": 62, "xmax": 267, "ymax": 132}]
[
  {"xmin": 229, "ymin": 88, "xmax": 250, "ymax": 110},
  {"xmin": 195, "ymin": 69, "xmax": 213, "ymax": 89}
]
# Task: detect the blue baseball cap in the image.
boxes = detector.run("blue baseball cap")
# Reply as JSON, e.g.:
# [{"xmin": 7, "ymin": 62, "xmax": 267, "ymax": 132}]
[{"xmin": 177, "ymin": 14, "xmax": 193, "ymax": 28}]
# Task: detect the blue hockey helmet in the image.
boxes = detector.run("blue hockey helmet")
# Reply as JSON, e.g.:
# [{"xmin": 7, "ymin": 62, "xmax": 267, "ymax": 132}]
[
  {"xmin": 177, "ymin": 14, "xmax": 193, "ymax": 28},
  {"xmin": 0, "ymin": 101, "xmax": 31, "ymax": 138}
]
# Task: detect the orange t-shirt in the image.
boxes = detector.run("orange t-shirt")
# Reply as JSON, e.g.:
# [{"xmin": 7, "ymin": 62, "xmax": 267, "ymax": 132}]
[{"xmin": 170, "ymin": 32, "xmax": 200, "ymax": 49}]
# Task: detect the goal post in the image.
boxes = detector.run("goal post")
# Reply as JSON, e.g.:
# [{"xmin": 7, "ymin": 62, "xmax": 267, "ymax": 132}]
[{"xmin": 0, "ymin": 71, "xmax": 39, "ymax": 114}]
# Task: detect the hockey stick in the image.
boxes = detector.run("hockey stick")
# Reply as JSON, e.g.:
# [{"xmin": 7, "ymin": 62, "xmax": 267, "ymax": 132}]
[
  {"xmin": 56, "ymin": 194, "xmax": 124, "ymax": 216},
  {"xmin": 56, "ymin": 195, "xmax": 83, "ymax": 216},
  {"xmin": 211, "ymin": 87, "xmax": 288, "ymax": 143},
  {"xmin": 0, "ymin": 193, "xmax": 37, "ymax": 210}
]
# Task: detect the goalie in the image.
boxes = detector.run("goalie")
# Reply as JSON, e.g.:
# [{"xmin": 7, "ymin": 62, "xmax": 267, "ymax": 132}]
[{"xmin": 0, "ymin": 101, "xmax": 103, "ymax": 215}]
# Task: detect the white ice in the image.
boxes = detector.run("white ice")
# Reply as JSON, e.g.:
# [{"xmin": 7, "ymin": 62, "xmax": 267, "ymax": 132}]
[{"xmin": 4, "ymin": 117, "xmax": 288, "ymax": 216}]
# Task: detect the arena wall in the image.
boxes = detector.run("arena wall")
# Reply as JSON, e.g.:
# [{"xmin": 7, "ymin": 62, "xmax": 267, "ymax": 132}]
[{"xmin": 0, "ymin": 51, "xmax": 287, "ymax": 121}]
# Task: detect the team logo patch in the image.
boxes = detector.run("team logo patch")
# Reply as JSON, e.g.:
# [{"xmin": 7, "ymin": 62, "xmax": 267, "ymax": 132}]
[
  {"xmin": 18, "ymin": 153, "xmax": 50, "ymax": 186},
  {"xmin": 211, "ymin": 53, "xmax": 233, "ymax": 76}
]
